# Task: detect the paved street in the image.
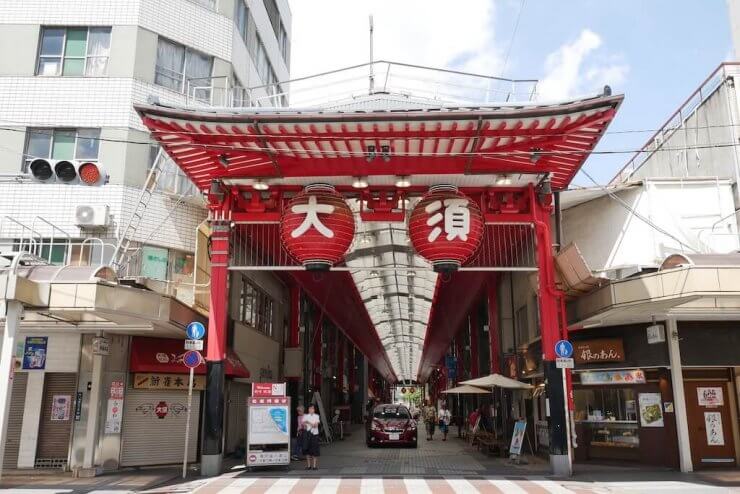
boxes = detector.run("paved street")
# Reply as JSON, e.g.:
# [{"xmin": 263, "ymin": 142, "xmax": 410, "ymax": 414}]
[{"xmin": 2, "ymin": 426, "xmax": 736, "ymax": 493}]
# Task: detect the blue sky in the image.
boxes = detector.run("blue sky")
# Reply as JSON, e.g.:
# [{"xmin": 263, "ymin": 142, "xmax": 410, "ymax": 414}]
[{"xmin": 289, "ymin": 0, "xmax": 733, "ymax": 185}]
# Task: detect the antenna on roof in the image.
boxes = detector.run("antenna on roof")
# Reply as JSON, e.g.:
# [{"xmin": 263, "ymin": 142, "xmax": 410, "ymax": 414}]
[{"xmin": 369, "ymin": 14, "xmax": 375, "ymax": 94}]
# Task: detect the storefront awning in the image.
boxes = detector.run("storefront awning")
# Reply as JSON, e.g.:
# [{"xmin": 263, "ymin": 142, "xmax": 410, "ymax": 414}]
[{"xmin": 130, "ymin": 336, "xmax": 250, "ymax": 378}]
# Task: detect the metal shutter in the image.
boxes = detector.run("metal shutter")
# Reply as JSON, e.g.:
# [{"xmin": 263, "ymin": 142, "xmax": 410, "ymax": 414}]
[
  {"xmin": 3, "ymin": 373, "xmax": 28, "ymax": 470},
  {"xmin": 36, "ymin": 373, "xmax": 78, "ymax": 469},
  {"xmin": 120, "ymin": 389, "xmax": 200, "ymax": 467},
  {"xmin": 225, "ymin": 382, "xmax": 250, "ymax": 454}
]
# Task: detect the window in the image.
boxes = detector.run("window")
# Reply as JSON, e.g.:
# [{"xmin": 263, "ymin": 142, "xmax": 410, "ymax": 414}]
[
  {"xmin": 37, "ymin": 27, "xmax": 111, "ymax": 76},
  {"xmin": 23, "ymin": 128, "xmax": 100, "ymax": 171},
  {"xmin": 239, "ymin": 276, "xmax": 275, "ymax": 337},
  {"xmin": 155, "ymin": 38, "xmax": 213, "ymax": 99},
  {"xmin": 148, "ymin": 144, "xmax": 198, "ymax": 196},
  {"xmin": 263, "ymin": 0, "xmax": 290, "ymax": 65},
  {"xmin": 234, "ymin": 2, "xmax": 285, "ymax": 106}
]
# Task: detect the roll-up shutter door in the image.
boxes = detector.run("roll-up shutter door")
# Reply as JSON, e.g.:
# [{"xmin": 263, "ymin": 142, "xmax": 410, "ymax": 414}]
[
  {"xmin": 36, "ymin": 373, "xmax": 78, "ymax": 469},
  {"xmin": 120, "ymin": 389, "xmax": 200, "ymax": 467},
  {"xmin": 3, "ymin": 373, "xmax": 28, "ymax": 470},
  {"xmin": 225, "ymin": 382, "xmax": 250, "ymax": 454}
]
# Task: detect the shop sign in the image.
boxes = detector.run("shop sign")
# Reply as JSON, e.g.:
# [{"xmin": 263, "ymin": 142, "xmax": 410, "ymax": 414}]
[
  {"xmin": 74, "ymin": 391, "xmax": 83, "ymax": 421},
  {"xmin": 51, "ymin": 394, "xmax": 72, "ymax": 421},
  {"xmin": 408, "ymin": 185, "xmax": 484, "ymax": 272},
  {"xmin": 646, "ymin": 324, "xmax": 665, "ymax": 344},
  {"xmin": 133, "ymin": 373, "xmax": 205, "ymax": 391},
  {"xmin": 153, "ymin": 401, "xmax": 168, "ymax": 419},
  {"xmin": 579, "ymin": 369, "xmax": 645, "ymax": 385},
  {"xmin": 92, "ymin": 336, "xmax": 110, "ymax": 356},
  {"xmin": 704, "ymin": 412, "xmax": 725, "ymax": 446},
  {"xmin": 252, "ymin": 382, "xmax": 286, "ymax": 397},
  {"xmin": 22, "ymin": 336, "xmax": 47, "ymax": 370},
  {"xmin": 697, "ymin": 387, "xmax": 723, "ymax": 407},
  {"xmin": 509, "ymin": 419, "xmax": 527, "ymax": 456},
  {"xmin": 573, "ymin": 338, "xmax": 625, "ymax": 364},
  {"xmin": 110, "ymin": 380, "xmax": 125, "ymax": 399},
  {"xmin": 638, "ymin": 393, "xmax": 664, "ymax": 427}
]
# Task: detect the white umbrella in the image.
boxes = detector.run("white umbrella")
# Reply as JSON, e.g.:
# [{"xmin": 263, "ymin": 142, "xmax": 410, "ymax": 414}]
[
  {"xmin": 460, "ymin": 373, "xmax": 533, "ymax": 390},
  {"xmin": 441, "ymin": 384, "xmax": 490, "ymax": 394}
]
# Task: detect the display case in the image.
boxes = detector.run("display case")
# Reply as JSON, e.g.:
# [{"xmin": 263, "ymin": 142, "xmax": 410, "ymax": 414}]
[{"xmin": 576, "ymin": 421, "xmax": 640, "ymax": 461}]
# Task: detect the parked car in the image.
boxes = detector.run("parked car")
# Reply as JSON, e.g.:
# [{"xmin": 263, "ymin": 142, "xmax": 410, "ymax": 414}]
[{"xmin": 366, "ymin": 404, "xmax": 417, "ymax": 448}]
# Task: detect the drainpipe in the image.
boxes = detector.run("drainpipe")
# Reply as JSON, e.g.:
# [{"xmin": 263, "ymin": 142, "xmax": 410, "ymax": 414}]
[
  {"xmin": 554, "ymin": 191, "xmax": 563, "ymax": 253},
  {"xmin": 666, "ymin": 317, "xmax": 693, "ymax": 472}
]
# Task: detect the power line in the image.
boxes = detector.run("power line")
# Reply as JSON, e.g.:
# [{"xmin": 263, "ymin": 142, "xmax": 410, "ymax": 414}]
[{"xmin": 500, "ymin": 0, "xmax": 526, "ymax": 79}]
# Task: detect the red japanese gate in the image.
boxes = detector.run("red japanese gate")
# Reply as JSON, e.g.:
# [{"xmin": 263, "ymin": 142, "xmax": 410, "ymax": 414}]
[{"xmin": 136, "ymin": 91, "xmax": 622, "ymax": 475}]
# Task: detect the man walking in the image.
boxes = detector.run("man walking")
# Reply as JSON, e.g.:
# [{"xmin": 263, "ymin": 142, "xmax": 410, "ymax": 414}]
[{"xmin": 422, "ymin": 399, "xmax": 437, "ymax": 440}]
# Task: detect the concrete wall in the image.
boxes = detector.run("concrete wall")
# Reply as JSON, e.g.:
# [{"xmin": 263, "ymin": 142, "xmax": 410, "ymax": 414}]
[
  {"xmin": 229, "ymin": 270, "xmax": 288, "ymax": 382},
  {"xmin": 618, "ymin": 71, "xmax": 740, "ymax": 204},
  {"xmin": 562, "ymin": 179, "xmax": 740, "ymax": 273}
]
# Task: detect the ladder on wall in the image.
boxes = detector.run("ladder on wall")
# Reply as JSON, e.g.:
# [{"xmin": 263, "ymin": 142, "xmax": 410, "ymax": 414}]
[{"xmin": 109, "ymin": 148, "xmax": 167, "ymax": 274}]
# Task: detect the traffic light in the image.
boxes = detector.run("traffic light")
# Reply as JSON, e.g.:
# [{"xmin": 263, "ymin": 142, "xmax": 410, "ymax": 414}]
[{"xmin": 28, "ymin": 159, "xmax": 107, "ymax": 185}]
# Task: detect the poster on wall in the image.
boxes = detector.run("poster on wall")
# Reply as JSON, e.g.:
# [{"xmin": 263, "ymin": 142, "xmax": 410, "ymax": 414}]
[
  {"xmin": 51, "ymin": 395, "xmax": 71, "ymax": 421},
  {"xmin": 704, "ymin": 412, "xmax": 725, "ymax": 446},
  {"xmin": 697, "ymin": 387, "xmax": 724, "ymax": 407},
  {"xmin": 22, "ymin": 336, "xmax": 48, "ymax": 370},
  {"xmin": 104, "ymin": 399, "xmax": 124, "ymax": 433},
  {"xmin": 638, "ymin": 393, "xmax": 664, "ymax": 427}
]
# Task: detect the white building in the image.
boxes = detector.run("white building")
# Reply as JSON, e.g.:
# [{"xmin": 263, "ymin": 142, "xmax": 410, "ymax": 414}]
[{"xmin": 0, "ymin": 0, "xmax": 291, "ymax": 473}]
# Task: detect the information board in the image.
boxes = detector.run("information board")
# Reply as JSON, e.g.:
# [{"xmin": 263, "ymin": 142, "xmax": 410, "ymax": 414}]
[{"xmin": 246, "ymin": 395, "xmax": 291, "ymax": 467}]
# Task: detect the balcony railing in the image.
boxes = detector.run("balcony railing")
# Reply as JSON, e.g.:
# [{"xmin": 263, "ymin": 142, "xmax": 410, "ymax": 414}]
[{"xmin": 183, "ymin": 60, "xmax": 539, "ymax": 110}]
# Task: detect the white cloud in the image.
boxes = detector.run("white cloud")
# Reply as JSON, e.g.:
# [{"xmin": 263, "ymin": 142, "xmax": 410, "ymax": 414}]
[
  {"xmin": 288, "ymin": 0, "xmax": 501, "ymax": 77},
  {"xmin": 538, "ymin": 29, "xmax": 628, "ymax": 101}
]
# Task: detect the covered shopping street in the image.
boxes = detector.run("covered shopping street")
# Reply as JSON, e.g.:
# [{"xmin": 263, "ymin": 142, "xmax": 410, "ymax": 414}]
[{"xmin": 135, "ymin": 89, "xmax": 622, "ymax": 475}]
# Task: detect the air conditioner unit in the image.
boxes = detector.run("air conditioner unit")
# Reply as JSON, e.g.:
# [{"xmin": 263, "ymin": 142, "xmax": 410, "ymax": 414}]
[{"xmin": 75, "ymin": 205, "xmax": 110, "ymax": 228}]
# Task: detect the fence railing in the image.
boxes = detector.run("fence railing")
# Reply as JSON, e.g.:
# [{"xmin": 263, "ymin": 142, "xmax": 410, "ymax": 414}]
[{"xmin": 183, "ymin": 60, "xmax": 539, "ymax": 110}]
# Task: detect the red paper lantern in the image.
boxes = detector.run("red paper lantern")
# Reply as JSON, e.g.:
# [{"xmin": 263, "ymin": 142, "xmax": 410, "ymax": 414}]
[
  {"xmin": 409, "ymin": 185, "xmax": 484, "ymax": 272},
  {"xmin": 280, "ymin": 184, "xmax": 355, "ymax": 270}
]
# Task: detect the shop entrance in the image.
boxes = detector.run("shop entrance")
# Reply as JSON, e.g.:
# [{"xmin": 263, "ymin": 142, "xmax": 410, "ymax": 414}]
[
  {"xmin": 683, "ymin": 380, "xmax": 737, "ymax": 468},
  {"xmin": 35, "ymin": 373, "xmax": 77, "ymax": 469}
]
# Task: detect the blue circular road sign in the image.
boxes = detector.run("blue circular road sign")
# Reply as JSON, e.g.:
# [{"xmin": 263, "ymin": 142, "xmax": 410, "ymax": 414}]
[
  {"xmin": 183, "ymin": 350, "xmax": 202, "ymax": 369},
  {"xmin": 186, "ymin": 321, "xmax": 206, "ymax": 340},
  {"xmin": 555, "ymin": 340, "xmax": 573, "ymax": 359}
]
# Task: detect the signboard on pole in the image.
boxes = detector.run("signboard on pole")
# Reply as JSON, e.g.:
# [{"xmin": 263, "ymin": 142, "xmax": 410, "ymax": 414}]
[
  {"xmin": 182, "ymin": 350, "xmax": 201, "ymax": 478},
  {"xmin": 246, "ymin": 395, "xmax": 291, "ymax": 467},
  {"xmin": 556, "ymin": 357, "xmax": 574, "ymax": 369},
  {"xmin": 252, "ymin": 382, "xmax": 286, "ymax": 397},
  {"xmin": 184, "ymin": 339, "xmax": 204, "ymax": 351},
  {"xmin": 554, "ymin": 340, "xmax": 573, "ymax": 359},
  {"xmin": 186, "ymin": 321, "xmax": 206, "ymax": 340}
]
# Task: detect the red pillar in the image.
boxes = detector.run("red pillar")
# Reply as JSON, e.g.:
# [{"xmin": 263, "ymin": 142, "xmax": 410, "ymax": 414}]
[
  {"xmin": 469, "ymin": 310, "xmax": 480, "ymax": 378},
  {"xmin": 202, "ymin": 223, "xmax": 230, "ymax": 473},
  {"xmin": 487, "ymin": 275, "xmax": 501, "ymax": 374},
  {"xmin": 531, "ymin": 184, "xmax": 569, "ymax": 467}
]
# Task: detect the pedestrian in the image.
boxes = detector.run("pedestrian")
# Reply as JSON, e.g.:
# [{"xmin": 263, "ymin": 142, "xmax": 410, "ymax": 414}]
[
  {"xmin": 302, "ymin": 404, "xmax": 321, "ymax": 470},
  {"xmin": 438, "ymin": 402, "xmax": 452, "ymax": 441},
  {"xmin": 422, "ymin": 399, "xmax": 437, "ymax": 440},
  {"xmin": 478, "ymin": 403, "xmax": 494, "ymax": 433},
  {"xmin": 291, "ymin": 405, "xmax": 305, "ymax": 461}
]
